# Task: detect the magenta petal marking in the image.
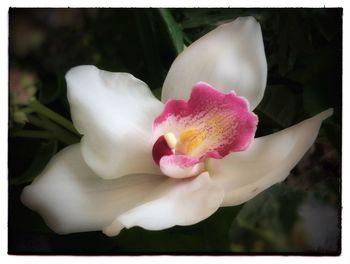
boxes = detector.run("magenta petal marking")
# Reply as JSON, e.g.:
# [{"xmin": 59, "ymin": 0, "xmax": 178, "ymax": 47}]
[
  {"xmin": 152, "ymin": 136, "xmax": 173, "ymax": 165},
  {"xmin": 153, "ymin": 82, "xmax": 258, "ymax": 160},
  {"xmin": 159, "ymin": 155, "xmax": 203, "ymax": 179}
]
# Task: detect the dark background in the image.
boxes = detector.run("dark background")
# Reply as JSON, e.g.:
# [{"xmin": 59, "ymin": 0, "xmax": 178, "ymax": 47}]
[{"xmin": 8, "ymin": 8, "xmax": 341, "ymax": 254}]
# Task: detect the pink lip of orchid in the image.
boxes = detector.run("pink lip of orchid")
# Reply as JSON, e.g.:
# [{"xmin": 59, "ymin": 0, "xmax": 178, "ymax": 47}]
[
  {"xmin": 152, "ymin": 82, "xmax": 258, "ymax": 179},
  {"xmin": 21, "ymin": 16, "xmax": 333, "ymax": 237}
]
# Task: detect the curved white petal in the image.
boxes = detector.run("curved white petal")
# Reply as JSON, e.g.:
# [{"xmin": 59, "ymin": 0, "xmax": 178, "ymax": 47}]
[
  {"xmin": 210, "ymin": 109, "xmax": 333, "ymax": 206},
  {"xmin": 21, "ymin": 144, "xmax": 165, "ymax": 235},
  {"xmin": 159, "ymin": 155, "xmax": 204, "ymax": 179},
  {"xmin": 66, "ymin": 65, "xmax": 163, "ymax": 179},
  {"xmin": 103, "ymin": 172, "xmax": 224, "ymax": 235},
  {"xmin": 162, "ymin": 16, "xmax": 267, "ymax": 110}
]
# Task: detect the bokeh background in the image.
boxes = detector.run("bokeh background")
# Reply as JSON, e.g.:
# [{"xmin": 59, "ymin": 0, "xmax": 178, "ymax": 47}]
[{"xmin": 8, "ymin": 8, "xmax": 341, "ymax": 254}]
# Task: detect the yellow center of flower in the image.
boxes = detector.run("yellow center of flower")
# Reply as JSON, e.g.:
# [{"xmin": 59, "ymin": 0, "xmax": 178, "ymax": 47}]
[{"xmin": 176, "ymin": 128, "xmax": 205, "ymax": 155}]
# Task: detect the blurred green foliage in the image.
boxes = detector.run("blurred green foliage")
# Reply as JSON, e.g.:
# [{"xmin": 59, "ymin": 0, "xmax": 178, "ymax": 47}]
[{"xmin": 8, "ymin": 8, "xmax": 341, "ymax": 254}]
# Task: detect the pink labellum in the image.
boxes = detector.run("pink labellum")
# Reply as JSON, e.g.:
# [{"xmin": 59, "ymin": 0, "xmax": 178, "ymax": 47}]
[
  {"xmin": 153, "ymin": 82, "xmax": 258, "ymax": 165},
  {"xmin": 152, "ymin": 135, "xmax": 173, "ymax": 165}
]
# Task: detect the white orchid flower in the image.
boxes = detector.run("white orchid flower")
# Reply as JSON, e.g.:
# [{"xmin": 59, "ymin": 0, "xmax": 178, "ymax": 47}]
[{"xmin": 21, "ymin": 16, "xmax": 333, "ymax": 237}]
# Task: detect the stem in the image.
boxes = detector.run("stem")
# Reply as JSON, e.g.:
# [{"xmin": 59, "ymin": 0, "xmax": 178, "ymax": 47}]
[
  {"xmin": 29, "ymin": 99, "xmax": 79, "ymax": 135},
  {"xmin": 21, "ymin": 107, "xmax": 35, "ymax": 114},
  {"xmin": 28, "ymin": 115, "xmax": 80, "ymax": 145},
  {"xmin": 11, "ymin": 130, "xmax": 54, "ymax": 139},
  {"xmin": 27, "ymin": 115, "xmax": 49, "ymax": 130}
]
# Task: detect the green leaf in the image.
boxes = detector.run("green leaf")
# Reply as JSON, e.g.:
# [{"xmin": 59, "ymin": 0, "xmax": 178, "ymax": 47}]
[
  {"xmin": 38, "ymin": 72, "xmax": 66, "ymax": 104},
  {"xmin": 256, "ymin": 85, "xmax": 303, "ymax": 129},
  {"xmin": 323, "ymin": 121, "xmax": 341, "ymax": 153},
  {"xmin": 152, "ymin": 87, "xmax": 162, "ymax": 100},
  {"xmin": 10, "ymin": 140, "xmax": 58, "ymax": 185},
  {"xmin": 180, "ymin": 8, "xmax": 244, "ymax": 30},
  {"xmin": 134, "ymin": 10, "xmax": 165, "ymax": 89},
  {"xmin": 230, "ymin": 184, "xmax": 305, "ymax": 252},
  {"xmin": 158, "ymin": 9, "xmax": 184, "ymax": 55},
  {"xmin": 114, "ymin": 227, "xmax": 208, "ymax": 253}
]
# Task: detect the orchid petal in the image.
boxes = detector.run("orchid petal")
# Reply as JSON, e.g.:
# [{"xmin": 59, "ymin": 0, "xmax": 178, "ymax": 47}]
[
  {"xmin": 162, "ymin": 16, "xmax": 267, "ymax": 110},
  {"xmin": 21, "ymin": 144, "xmax": 165, "ymax": 235},
  {"xmin": 66, "ymin": 65, "xmax": 163, "ymax": 179},
  {"xmin": 159, "ymin": 155, "xmax": 204, "ymax": 179},
  {"xmin": 104, "ymin": 172, "xmax": 224, "ymax": 235},
  {"xmin": 210, "ymin": 109, "xmax": 333, "ymax": 206}
]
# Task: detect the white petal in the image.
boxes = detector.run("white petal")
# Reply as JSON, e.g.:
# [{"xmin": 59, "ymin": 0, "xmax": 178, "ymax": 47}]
[
  {"xmin": 159, "ymin": 155, "xmax": 204, "ymax": 179},
  {"xmin": 210, "ymin": 109, "xmax": 333, "ymax": 206},
  {"xmin": 162, "ymin": 16, "xmax": 267, "ymax": 110},
  {"xmin": 66, "ymin": 65, "xmax": 163, "ymax": 179},
  {"xmin": 21, "ymin": 144, "xmax": 165, "ymax": 235},
  {"xmin": 104, "ymin": 172, "xmax": 224, "ymax": 234}
]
